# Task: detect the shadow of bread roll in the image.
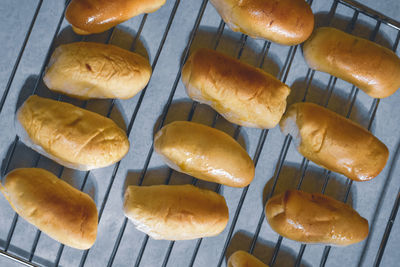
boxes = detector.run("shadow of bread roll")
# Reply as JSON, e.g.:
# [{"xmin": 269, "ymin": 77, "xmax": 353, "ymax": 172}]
[
  {"xmin": 266, "ymin": 190, "xmax": 369, "ymax": 246},
  {"xmin": 182, "ymin": 48, "xmax": 290, "ymax": 129},
  {"xmin": 209, "ymin": 0, "xmax": 314, "ymax": 45},
  {"xmin": 228, "ymin": 250, "xmax": 268, "ymax": 267},
  {"xmin": 44, "ymin": 42, "xmax": 152, "ymax": 100},
  {"xmin": 0, "ymin": 168, "xmax": 98, "ymax": 249},
  {"xmin": 16, "ymin": 95, "xmax": 129, "ymax": 170},
  {"xmin": 303, "ymin": 27, "xmax": 400, "ymax": 98},
  {"xmin": 154, "ymin": 121, "xmax": 255, "ymax": 187},
  {"xmin": 124, "ymin": 184, "xmax": 229, "ymax": 240},
  {"xmin": 280, "ymin": 102, "xmax": 388, "ymax": 181},
  {"xmin": 66, "ymin": 0, "xmax": 166, "ymax": 35}
]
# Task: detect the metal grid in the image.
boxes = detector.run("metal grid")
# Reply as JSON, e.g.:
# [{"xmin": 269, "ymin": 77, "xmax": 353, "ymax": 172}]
[{"xmin": 0, "ymin": 0, "xmax": 399, "ymax": 266}]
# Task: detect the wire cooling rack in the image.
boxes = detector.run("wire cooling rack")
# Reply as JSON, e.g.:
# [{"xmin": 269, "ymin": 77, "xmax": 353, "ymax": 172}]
[{"xmin": 0, "ymin": 0, "xmax": 400, "ymax": 266}]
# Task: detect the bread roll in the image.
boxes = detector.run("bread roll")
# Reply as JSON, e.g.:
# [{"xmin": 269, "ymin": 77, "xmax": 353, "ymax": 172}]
[
  {"xmin": 280, "ymin": 102, "xmax": 388, "ymax": 181},
  {"xmin": 43, "ymin": 42, "xmax": 152, "ymax": 100},
  {"xmin": 303, "ymin": 27, "xmax": 400, "ymax": 98},
  {"xmin": 228, "ymin": 251, "xmax": 268, "ymax": 267},
  {"xmin": 123, "ymin": 184, "xmax": 229, "ymax": 240},
  {"xmin": 209, "ymin": 0, "xmax": 314, "ymax": 45},
  {"xmin": 66, "ymin": 0, "xmax": 166, "ymax": 35},
  {"xmin": 0, "ymin": 168, "xmax": 98, "ymax": 249},
  {"xmin": 16, "ymin": 95, "xmax": 129, "ymax": 171},
  {"xmin": 154, "ymin": 121, "xmax": 254, "ymax": 187},
  {"xmin": 182, "ymin": 49, "xmax": 290, "ymax": 129},
  {"xmin": 266, "ymin": 190, "xmax": 369, "ymax": 245}
]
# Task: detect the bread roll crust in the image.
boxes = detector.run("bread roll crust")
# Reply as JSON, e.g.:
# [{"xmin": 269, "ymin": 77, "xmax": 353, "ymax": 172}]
[
  {"xmin": 16, "ymin": 95, "xmax": 129, "ymax": 171},
  {"xmin": 280, "ymin": 102, "xmax": 388, "ymax": 181},
  {"xmin": 303, "ymin": 27, "xmax": 400, "ymax": 98},
  {"xmin": 0, "ymin": 168, "xmax": 98, "ymax": 249},
  {"xmin": 210, "ymin": 0, "xmax": 314, "ymax": 45},
  {"xmin": 228, "ymin": 250, "xmax": 268, "ymax": 267},
  {"xmin": 182, "ymin": 49, "xmax": 290, "ymax": 129},
  {"xmin": 154, "ymin": 121, "xmax": 255, "ymax": 187},
  {"xmin": 66, "ymin": 0, "xmax": 166, "ymax": 35},
  {"xmin": 43, "ymin": 42, "xmax": 152, "ymax": 100},
  {"xmin": 124, "ymin": 184, "xmax": 229, "ymax": 240},
  {"xmin": 266, "ymin": 190, "xmax": 369, "ymax": 246}
]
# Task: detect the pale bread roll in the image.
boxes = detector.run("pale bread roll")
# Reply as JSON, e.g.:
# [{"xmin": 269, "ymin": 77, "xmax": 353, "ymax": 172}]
[
  {"xmin": 154, "ymin": 121, "xmax": 255, "ymax": 187},
  {"xmin": 43, "ymin": 42, "xmax": 152, "ymax": 100},
  {"xmin": 66, "ymin": 0, "xmax": 166, "ymax": 35},
  {"xmin": 0, "ymin": 168, "xmax": 98, "ymax": 249},
  {"xmin": 266, "ymin": 190, "xmax": 369, "ymax": 246},
  {"xmin": 16, "ymin": 95, "xmax": 129, "ymax": 171},
  {"xmin": 182, "ymin": 49, "xmax": 290, "ymax": 129},
  {"xmin": 210, "ymin": 0, "xmax": 314, "ymax": 45},
  {"xmin": 123, "ymin": 184, "xmax": 229, "ymax": 240},
  {"xmin": 303, "ymin": 27, "xmax": 400, "ymax": 98},
  {"xmin": 228, "ymin": 251, "xmax": 268, "ymax": 267},
  {"xmin": 280, "ymin": 102, "xmax": 388, "ymax": 181}
]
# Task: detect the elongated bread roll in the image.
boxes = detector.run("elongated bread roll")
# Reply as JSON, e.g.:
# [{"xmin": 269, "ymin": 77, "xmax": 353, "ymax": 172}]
[
  {"xmin": 124, "ymin": 184, "xmax": 229, "ymax": 240},
  {"xmin": 0, "ymin": 168, "xmax": 98, "ymax": 249},
  {"xmin": 228, "ymin": 251, "xmax": 268, "ymax": 267},
  {"xmin": 182, "ymin": 49, "xmax": 290, "ymax": 129},
  {"xmin": 16, "ymin": 95, "xmax": 129, "ymax": 171},
  {"xmin": 210, "ymin": 0, "xmax": 314, "ymax": 45},
  {"xmin": 266, "ymin": 190, "xmax": 369, "ymax": 246},
  {"xmin": 43, "ymin": 42, "xmax": 152, "ymax": 100},
  {"xmin": 66, "ymin": 0, "xmax": 166, "ymax": 35},
  {"xmin": 154, "ymin": 121, "xmax": 255, "ymax": 187},
  {"xmin": 303, "ymin": 27, "xmax": 400, "ymax": 98},
  {"xmin": 280, "ymin": 102, "xmax": 388, "ymax": 181}
]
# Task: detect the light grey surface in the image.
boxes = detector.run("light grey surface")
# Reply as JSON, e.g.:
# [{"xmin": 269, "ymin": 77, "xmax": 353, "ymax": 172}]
[{"xmin": 0, "ymin": 0, "xmax": 399, "ymax": 267}]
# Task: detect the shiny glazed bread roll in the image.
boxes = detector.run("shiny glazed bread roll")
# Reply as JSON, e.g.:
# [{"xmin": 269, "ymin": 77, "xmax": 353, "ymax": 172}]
[
  {"xmin": 16, "ymin": 95, "xmax": 129, "ymax": 171},
  {"xmin": 210, "ymin": 0, "xmax": 314, "ymax": 45},
  {"xmin": 303, "ymin": 27, "xmax": 400, "ymax": 98},
  {"xmin": 154, "ymin": 121, "xmax": 255, "ymax": 187},
  {"xmin": 43, "ymin": 42, "xmax": 152, "ymax": 100},
  {"xmin": 66, "ymin": 0, "xmax": 166, "ymax": 35},
  {"xmin": 124, "ymin": 184, "xmax": 229, "ymax": 240},
  {"xmin": 182, "ymin": 49, "xmax": 290, "ymax": 129},
  {"xmin": 280, "ymin": 102, "xmax": 388, "ymax": 181},
  {"xmin": 228, "ymin": 251, "xmax": 268, "ymax": 267},
  {"xmin": 0, "ymin": 168, "xmax": 98, "ymax": 249},
  {"xmin": 266, "ymin": 190, "xmax": 369, "ymax": 245}
]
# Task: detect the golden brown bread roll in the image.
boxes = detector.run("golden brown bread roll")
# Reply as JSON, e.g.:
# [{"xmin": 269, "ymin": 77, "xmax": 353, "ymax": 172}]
[
  {"xmin": 182, "ymin": 49, "xmax": 290, "ymax": 129},
  {"xmin": 123, "ymin": 184, "xmax": 229, "ymax": 240},
  {"xmin": 66, "ymin": 0, "xmax": 166, "ymax": 35},
  {"xmin": 303, "ymin": 27, "xmax": 400, "ymax": 98},
  {"xmin": 228, "ymin": 251, "xmax": 268, "ymax": 267},
  {"xmin": 16, "ymin": 95, "xmax": 129, "ymax": 171},
  {"xmin": 280, "ymin": 102, "xmax": 388, "ymax": 181},
  {"xmin": 210, "ymin": 0, "xmax": 314, "ymax": 45},
  {"xmin": 266, "ymin": 190, "xmax": 369, "ymax": 246},
  {"xmin": 154, "ymin": 121, "xmax": 255, "ymax": 187},
  {"xmin": 0, "ymin": 168, "xmax": 98, "ymax": 249},
  {"xmin": 43, "ymin": 42, "xmax": 152, "ymax": 100}
]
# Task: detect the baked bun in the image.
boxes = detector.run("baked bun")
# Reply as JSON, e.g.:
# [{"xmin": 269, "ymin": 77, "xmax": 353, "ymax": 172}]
[
  {"xmin": 280, "ymin": 102, "xmax": 388, "ymax": 181},
  {"xmin": 43, "ymin": 42, "xmax": 152, "ymax": 100},
  {"xmin": 154, "ymin": 121, "xmax": 255, "ymax": 187},
  {"xmin": 16, "ymin": 95, "xmax": 129, "ymax": 171},
  {"xmin": 182, "ymin": 48, "xmax": 290, "ymax": 129},
  {"xmin": 123, "ymin": 184, "xmax": 229, "ymax": 240},
  {"xmin": 66, "ymin": 0, "xmax": 166, "ymax": 35},
  {"xmin": 209, "ymin": 0, "xmax": 314, "ymax": 45},
  {"xmin": 303, "ymin": 27, "xmax": 400, "ymax": 98},
  {"xmin": 228, "ymin": 251, "xmax": 268, "ymax": 267},
  {"xmin": 266, "ymin": 190, "xmax": 369, "ymax": 246},
  {"xmin": 0, "ymin": 168, "xmax": 98, "ymax": 249}
]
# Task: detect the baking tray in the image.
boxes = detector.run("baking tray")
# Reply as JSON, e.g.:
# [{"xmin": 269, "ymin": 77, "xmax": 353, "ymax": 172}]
[{"xmin": 0, "ymin": 0, "xmax": 400, "ymax": 266}]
